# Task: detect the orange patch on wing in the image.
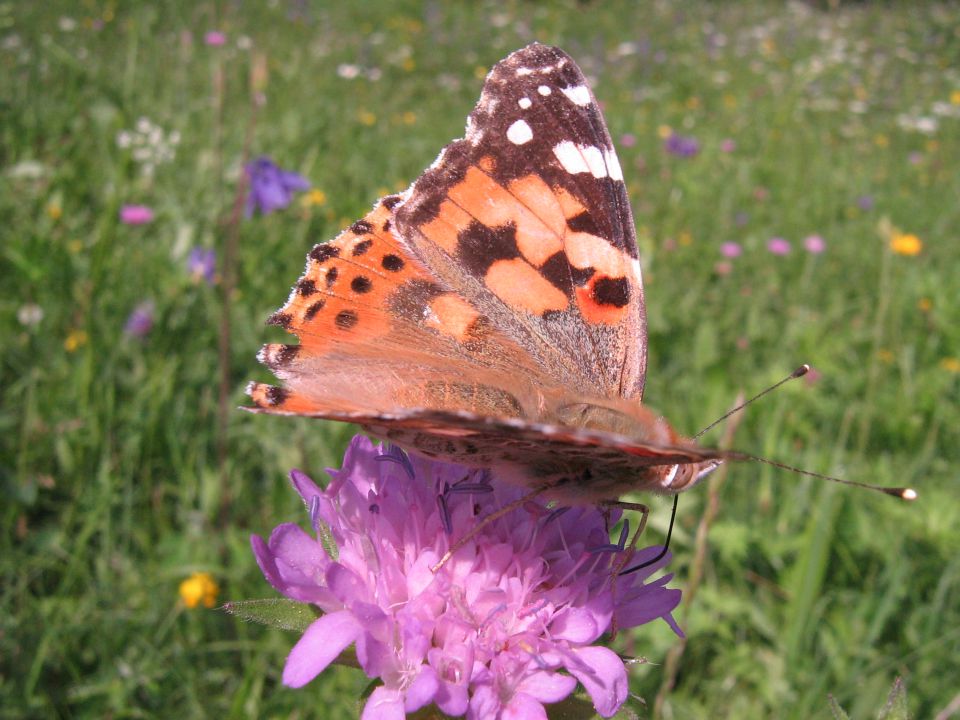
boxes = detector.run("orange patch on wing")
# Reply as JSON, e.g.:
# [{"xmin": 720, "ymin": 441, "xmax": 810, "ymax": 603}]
[
  {"xmin": 448, "ymin": 167, "xmax": 562, "ymax": 266},
  {"xmin": 555, "ymin": 186, "xmax": 587, "ymax": 220},
  {"xmin": 485, "ymin": 258, "xmax": 568, "ymax": 314},
  {"xmin": 565, "ymin": 231, "xmax": 629, "ymax": 276},
  {"xmin": 420, "ymin": 200, "xmax": 473, "ymax": 254},
  {"xmin": 248, "ymin": 382, "xmax": 327, "ymax": 414},
  {"xmin": 575, "ymin": 279, "xmax": 629, "ymax": 325},
  {"xmin": 426, "ymin": 293, "xmax": 480, "ymax": 341}
]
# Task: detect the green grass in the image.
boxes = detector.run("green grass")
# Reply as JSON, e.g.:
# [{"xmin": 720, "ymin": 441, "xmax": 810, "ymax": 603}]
[{"xmin": 2, "ymin": 1, "xmax": 959, "ymax": 718}]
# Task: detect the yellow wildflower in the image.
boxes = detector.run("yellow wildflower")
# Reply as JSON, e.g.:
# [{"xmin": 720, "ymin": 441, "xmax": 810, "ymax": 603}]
[
  {"xmin": 940, "ymin": 358, "xmax": 960, "ymax": 373},
  {"xmin": 179, "ymin": 572, "xmax": 219, "ymax": 609},
  {"xmin": 401, "ymin": 111, "xmax": 417, "ymax": 125},
  {"xmin": 679, "ymin": 230, "xmax": 693, "ymax": 246},
  {"xmin": 300, "ymin": 189, "xmax": 327, "ymax": 207},
  {"xmin": 64, "ymin": 329, "xmax": 88, "ymax": 352},
  {"xmin": 950, "ymin": 90, "xmax": 960, "ymax": 106},
  {"xmin": 873, "ymin": 134, "xmax": 889, "ymax": 148},
  {"xmin": 917, "ymin": 297, "xmax": 932, "ymax": 312},
  {"xmin": 657, "ymin": 124, "xmax": 672, "ymax": 139},
  {"xmin": 47, "ymin": 202, "xmax": 62, "ymax": 220},
  {"xmin": 68, "ymin": 239, "xmax": 83, "ymax": 254},
  {"xmin": 402, "ymin": 57, "xmax": 415, "ymax": 72},
  {"xmin": 685, "ymin": 96, "xmax": 700, "ymax": 110},
  {"xmin": 877, "ymin": 349, "xmax": 894, "ymax": 364},
  {"xmin": 357, "ymin": 110, "xmax": 377, "ymax": 126},
  {"xmin": 890, "ymin": 232, "xmax": 922, "ymax": 256}
]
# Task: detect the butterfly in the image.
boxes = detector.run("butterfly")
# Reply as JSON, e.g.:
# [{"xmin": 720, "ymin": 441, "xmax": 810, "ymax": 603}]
[{"xmin": 247, "ymin": 42, "xmax": 726, "ymax": 506}]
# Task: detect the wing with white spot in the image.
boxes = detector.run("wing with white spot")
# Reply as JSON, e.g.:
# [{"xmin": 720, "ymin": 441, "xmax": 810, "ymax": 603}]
[{"xmin": 396, "ymin": 43, "xmax": 647, "ymax": 401}]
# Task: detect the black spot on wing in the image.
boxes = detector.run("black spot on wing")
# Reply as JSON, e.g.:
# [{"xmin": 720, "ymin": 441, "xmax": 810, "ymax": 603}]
[
  {"xmin": 296, "ymin": 278, "xmax": 317, "ymax": 296},
  {"xmin": 592, "ymin": 276, "xmax": 630, "ymax": 307},
  {"xmin": 335, "ymin": 310, "xmax": 359, "ymax": 329},
  {"xmin": 304, "ymin": 299, "xmax": 326, "ymax": 320},
  {"xmin": 352, "ymin": 239, "xmax": 372, "ymax": 256},
  {"xmin": 351, "ymin": 276, "xmax": 373, "ymax": 294},
  {"xmin": 309, "ymin": 244, "xmax": 340, "ymax": 263},
  {"xmin": 539, "ymin": 251, "xmax": 594, "ymax": 296},
  {"xmin": 350, "ymin": 220, "xmax": 373, "ymax": 235},
  {"xmin": 456, "ymin": 222, "xmax": 520, "ymax": 277},
  {"xmin": 382, "ymin": 254, "xmax": 404, "ymax": 272}
]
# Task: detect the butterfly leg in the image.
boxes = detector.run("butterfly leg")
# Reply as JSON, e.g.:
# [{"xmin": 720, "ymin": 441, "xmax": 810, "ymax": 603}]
[
  {"xmin": 431, "ymin": 487, "xmax": 547, "ymax": 573},
  {"xmin": 598, "ymin": 499, "xmax": 650, "ymax": 637}
]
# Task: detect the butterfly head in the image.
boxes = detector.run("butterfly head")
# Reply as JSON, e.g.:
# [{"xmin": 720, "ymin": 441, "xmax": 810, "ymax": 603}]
[{"xmin": 655, "ymin": 459, "xmax": 722, "ymax": 494}]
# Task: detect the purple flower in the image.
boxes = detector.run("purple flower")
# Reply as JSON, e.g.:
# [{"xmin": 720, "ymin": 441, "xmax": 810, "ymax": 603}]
[
  {"xmin": 803, "ymin": 235, "xmax": 826, "ymax": 254},
  {"xmin": 663, "ymin": 133, "xmax": 700, "ymax": 158},
  {"xmin": 244, "ymin": 157, "xmax": 310, "ymax": 217},
  {"xmin": 720, "ymin": 138, "xmax": 736, "ymax": 153},
  {"xmin": 856, "ymin": 194, "xmax": 875, "ymax": 211},
  {"xmin": 252, "ymin": 436, "xmax": 682, "ymax": 719},
  {"xmin": 720, "ymin": 241, "xmax": 742, "ymax": 258},
  {"xmin": 767, "ymin": 237, "xmax": 791, "ymax": 255},
  {"xmin": 204, "ymin": 31, "xmax": 226, "ymax": 46},
  {"xmin": 619, "ymin": 133, "xmax": 637, "ymax": 148},
  {"xmin": 119, "ymin": 204, "xmax": 154, "ymax": 225},
  {"xmin": 187, "ymin": 247, "xmax": 217, "ymax": 285},
  {"xmin": 124, "ymin": 301, "xmax": 154, "ymax": 337}
]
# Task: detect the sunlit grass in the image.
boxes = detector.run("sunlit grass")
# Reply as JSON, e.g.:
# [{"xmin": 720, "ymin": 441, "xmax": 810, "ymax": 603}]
[{"xmin": 2, "ymin": 1, "xmax": 958, "ymax": 718}]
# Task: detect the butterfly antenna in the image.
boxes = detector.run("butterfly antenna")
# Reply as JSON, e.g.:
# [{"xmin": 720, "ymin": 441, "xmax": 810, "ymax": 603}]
[
  {"xmin": 694, "ymin": 364, "xmax": 810, "ymax": 440},
  {"xmin": 726, "ymin": 451, "xmax": 917, "ymax": 501}
]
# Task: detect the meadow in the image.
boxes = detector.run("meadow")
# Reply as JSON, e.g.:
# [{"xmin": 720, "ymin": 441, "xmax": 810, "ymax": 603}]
[{"xmin": 2, "ymin": 1, "xmax": 959, "ymax": 718}]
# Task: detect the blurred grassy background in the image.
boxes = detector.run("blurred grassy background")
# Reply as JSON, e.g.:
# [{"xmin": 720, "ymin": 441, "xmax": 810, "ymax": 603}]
[{"xmin": 2, "ymin": 1, "xmax": 958, "ymax": 718}]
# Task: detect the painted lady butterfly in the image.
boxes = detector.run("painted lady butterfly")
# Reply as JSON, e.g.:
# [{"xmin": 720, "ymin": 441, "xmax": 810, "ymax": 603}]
[{"xmin": 248, "ymin": 43, "xmax": 726, "ymax": 505}]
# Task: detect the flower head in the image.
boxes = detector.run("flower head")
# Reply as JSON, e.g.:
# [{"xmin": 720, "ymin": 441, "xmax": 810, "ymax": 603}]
[
  {"xmin": 119, "ymin": 204, "xmax": 154, "ymax": 225},
  {"xmin": 204, "ymin": 31, "xmax": 226, "ymax": 46},
  {"xmin": 124, "ymin": 301, "xmax": 154, "ymax": 338},
  {"xmin": 767, "ymin": 237, "xmax": 791, "ymax": 255},
  {"xmin": 720, "ymin": 241, "xmax": 742, "ymax": 258},
  {"xmin": 663, "ymin": 133, "xmax": 700, "ymax": 158},
  {"xmin": 252, "ymin": 437, "xmax": 682, "ymax": 719},
  {"xmin": 187, "ymin": 247, "xmax": 217, "ymax": 285},
  {"xmin": 890, "ymin": 232, "xmax": 922, "ymax": 256},
  {"xmin": 180, "ymin": 572, "xmax": 220, "ymax": 608},
  {"xmin": 803, "ymin": 234, "xmax": 826, "ymax": 254},
  {"xmin": 244, "ymin": 157, "xmax": 310, "ymax": 217}
]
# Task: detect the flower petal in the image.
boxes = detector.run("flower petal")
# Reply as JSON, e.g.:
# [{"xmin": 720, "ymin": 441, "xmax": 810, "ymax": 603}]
[
  {"xmin": 251, "ymin": 526, "xmax": 333, "ymax": 605},
  {"xmin": 517, "ymin": 670, "xmax": 577, "ymax": 703},
  {"xmin": 550, "ymin": 606, "xmax": 601, "ymax": 643},
  {"xmin": 404, "ymin": 665, "xmax": 439, "ymax": 712},
  {"xmin": 361, "ymin": 686, "xmax": 405, "ymax": 720},
  {"xmin": 563, "ymin": 646, "xmax": 627, "ymax": 718},
  {"xmin": 503, "ymin": 691, "xmax": 548, "ymax": 720},
  {"xmin": 283, "ymin": 611, "xmax": 362, "ymax": 688}
]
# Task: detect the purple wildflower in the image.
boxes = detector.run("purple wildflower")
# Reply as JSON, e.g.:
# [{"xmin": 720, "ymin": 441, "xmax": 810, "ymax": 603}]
[
  {"xmin": 720, "ymin": 138, "xmax": 736, "ymax": 153},
  {"xmin": 119, "ymin": 204, "xmax": 154, "ymax": 225},
  {"xmin": 124, "ymin": 301, "xmax": 154, "ymax": 337},
  {"xmin": 803, "ymin": 235, "xmax": 826, "ymax": 254},
  {"xmin": 767, "ymin": 237, "xmax": 791, "ymax": 255},
  {"xmin": 720, "ymin": 241, "xmax": 742, "ymax": 258},
  {"xmin": 252, "ymin": 436, "xmax": 682, "ymax": 719},
  {"xmin": 663, "ymin": 133, "xmax": 700, "ymax": 158},
  {"xmin": 187, "ymin": 247, "xmax": 217, "ymax": 285},
  {"xmin": 244, "ymin": 157, "xmax": 310, "ymax": 217},
  {"xmin": 856, "ymin": 194, "xmax": 875, "ymax": 211},
  {"xmin": 619, "ymin": 133, "xmax": 637, "ymax": 148},
  {"xmin": 204, "ymin": 31, "xmax": 226, "ymax": 46}
]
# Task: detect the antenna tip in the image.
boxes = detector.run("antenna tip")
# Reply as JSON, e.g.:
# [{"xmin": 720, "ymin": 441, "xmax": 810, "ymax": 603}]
[
  {"xmin": 900, "ymin": 488, "xmax": 918, "ymax": 501},
  {"xmin": 792, "ymin": 364, "xmax": 811, "ymax": 378}
]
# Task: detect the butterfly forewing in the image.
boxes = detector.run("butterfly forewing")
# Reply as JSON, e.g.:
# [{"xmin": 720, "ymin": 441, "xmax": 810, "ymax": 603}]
[{"xmin": 396, "ymin": 44, "xmax": 647, "ymax": 401}]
